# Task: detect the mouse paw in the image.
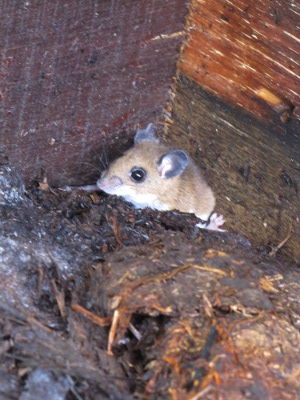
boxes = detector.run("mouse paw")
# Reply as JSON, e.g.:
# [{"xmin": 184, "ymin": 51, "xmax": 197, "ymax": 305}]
[
  {"xmin": 197, "ymin": 213, "xmax": 226, "ymax": 232},
  {"xmin": 207, "ymin": 213, "xmax": 226, "ymax": 231}
]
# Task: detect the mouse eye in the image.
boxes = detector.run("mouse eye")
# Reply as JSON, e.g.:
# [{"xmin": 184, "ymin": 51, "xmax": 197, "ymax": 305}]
[{"xmin": 130, "ymin": 167, "xmax": 146, "ymax": 183}]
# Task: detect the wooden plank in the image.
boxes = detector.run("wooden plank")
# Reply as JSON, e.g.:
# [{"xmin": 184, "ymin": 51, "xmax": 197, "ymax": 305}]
[
  {"xmin": 0, "ymin": 0, "xmax": 188, "ymax": 186},
  {"xmin": 167, "ymin": 76, "xmax": 300, "ymax": 261},
  {"xmin": 167, "ymin": 0, "xmax": 300, "ymax": 261},
  {"xmin": 180, "ymin": 0, "xmax": 300, "ymax": 124}
]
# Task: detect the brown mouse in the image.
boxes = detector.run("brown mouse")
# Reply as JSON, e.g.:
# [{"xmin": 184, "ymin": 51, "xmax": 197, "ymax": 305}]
[{"xmin": 97, "ymin": 124, "xmax": 225, "ymax": 231}]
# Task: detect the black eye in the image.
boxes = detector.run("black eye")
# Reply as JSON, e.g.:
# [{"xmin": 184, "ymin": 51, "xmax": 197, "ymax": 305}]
[{"xmin": 130, "ymin": 167, "xmax": 146, "ymax": 183}]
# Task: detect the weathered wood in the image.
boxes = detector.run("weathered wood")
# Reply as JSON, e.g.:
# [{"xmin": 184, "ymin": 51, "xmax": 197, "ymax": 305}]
[
  {"xmin": 0, "ymin": 0, "xmax": 187, "ymax": 186},
  {"xmin": 166, "ymin": 1, "xmax": 300, "ymax": 262},
  {"xmin": 167, "ymin": 75, "xmax": 300, "ymax": 262},
  {"xmin": 1, "ymin": 1, "xmax": 300, "ymax": 398},
  {"xmin": 180, "ymin": 0, "xmax": 300, "ymax": 124}
]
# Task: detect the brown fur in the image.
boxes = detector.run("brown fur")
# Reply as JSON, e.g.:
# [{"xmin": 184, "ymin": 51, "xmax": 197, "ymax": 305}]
[{"xmin": 98, "ymin": 141, "xmax": 215, "ymax": 219}]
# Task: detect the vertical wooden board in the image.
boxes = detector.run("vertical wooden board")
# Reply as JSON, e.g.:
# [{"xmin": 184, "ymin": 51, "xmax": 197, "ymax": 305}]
[
  {"xmin": 167, "ymin": 76, "xmax": 300, "ymax": 262},
  {"xmin": 166, "ymin": 0, "xmax": 300, "ymax": 261},
  {"xmin": 0, "ymin": 0, "xmax": 188, "ymax": 186}
]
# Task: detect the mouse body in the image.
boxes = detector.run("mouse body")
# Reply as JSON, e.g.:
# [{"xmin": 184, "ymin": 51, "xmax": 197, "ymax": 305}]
[{"xmin": 97, "ymin": 124, "xmax": 225, "ymax": 230}]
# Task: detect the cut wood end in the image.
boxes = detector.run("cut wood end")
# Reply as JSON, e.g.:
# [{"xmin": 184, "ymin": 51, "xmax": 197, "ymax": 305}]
[{"xmin": 256, "ymin": 88, "xmax": 294, "ymax": 121}]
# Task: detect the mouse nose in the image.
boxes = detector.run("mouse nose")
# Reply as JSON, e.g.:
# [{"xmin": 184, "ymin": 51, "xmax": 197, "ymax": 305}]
[{"xmin": 97, "ymin": 175, "xmax": 123, "ymax": 191}]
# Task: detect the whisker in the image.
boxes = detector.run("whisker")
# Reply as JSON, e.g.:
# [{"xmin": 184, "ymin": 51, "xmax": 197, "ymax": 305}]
[
  {"xmin": 78, "ymin": 161, "xmax": 103, "ymax": 174},
  {"xmin": 67, "ymin": 161, "xmax": 103, "ymax": 176},
  {"xmin": 101, "ymin": 146, "xmax": 109, "ymax": 169},
  {"xmin": 91, "ymin": 148, "xmax": 108, "ymax": 171}
]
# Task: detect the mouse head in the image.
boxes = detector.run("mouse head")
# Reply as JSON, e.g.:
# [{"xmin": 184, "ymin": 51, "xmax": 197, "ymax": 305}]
[{"xmin": 97, "ymin": 124, "xmax": 189, "ymax": 210}]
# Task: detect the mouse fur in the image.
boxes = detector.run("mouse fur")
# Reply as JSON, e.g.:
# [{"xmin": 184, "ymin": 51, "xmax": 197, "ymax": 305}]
[{"xmin": 97, "ymin": 124, "xmax": 217, "ymax": 221}]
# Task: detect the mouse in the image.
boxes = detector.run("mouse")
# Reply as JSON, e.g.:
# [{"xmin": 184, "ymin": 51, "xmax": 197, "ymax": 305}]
[{"xmin": 96, "ymin": 124, "xmax": 225, "ymax": 231}]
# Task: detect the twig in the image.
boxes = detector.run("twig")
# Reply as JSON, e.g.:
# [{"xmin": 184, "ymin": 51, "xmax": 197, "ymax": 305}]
[
  {"xmin": 269, "ymin": 220, "xmax": 293, "ymax": 256},
  {"xmin": 108, "ymin": 310, "xmax": 120, "ymax": 356},
  {"xmin": 50, "ymin": 279, "xmax": 66, "ymax": 318},
  {"xmin": 71, "ymin": 303, "xmax": 111, "ymax": 327}
]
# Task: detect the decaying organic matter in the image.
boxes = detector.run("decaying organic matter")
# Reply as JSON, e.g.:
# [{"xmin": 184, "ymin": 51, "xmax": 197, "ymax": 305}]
[{"xmin": 0, "ymin": 161, "xmax": 299, "ymax": 399}]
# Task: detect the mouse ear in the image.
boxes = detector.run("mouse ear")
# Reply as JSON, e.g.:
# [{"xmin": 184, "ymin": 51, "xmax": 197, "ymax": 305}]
[
  {"xmin": 156, "ymin": 150, "xmax": 188, "ymax": 179},
  {"xmin": 134, "ymin": 123, "xmax": 159, "ymax": 144}
]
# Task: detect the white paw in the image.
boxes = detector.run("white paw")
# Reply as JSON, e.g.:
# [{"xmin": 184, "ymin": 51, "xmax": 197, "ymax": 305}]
[{"xmin": 196, "ymin": 212, "xmax": 226, "ymax": 232}]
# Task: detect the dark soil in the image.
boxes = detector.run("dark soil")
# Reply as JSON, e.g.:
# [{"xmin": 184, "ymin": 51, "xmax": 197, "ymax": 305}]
[{"xmin": 0, "ymin": 161, "xmax": 299, "ymax": 400}]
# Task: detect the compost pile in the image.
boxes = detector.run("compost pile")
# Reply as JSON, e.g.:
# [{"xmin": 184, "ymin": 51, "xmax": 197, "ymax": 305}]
[{"xmin": 0, "ymin": 159, "xmax": 299, "ymax": 400}]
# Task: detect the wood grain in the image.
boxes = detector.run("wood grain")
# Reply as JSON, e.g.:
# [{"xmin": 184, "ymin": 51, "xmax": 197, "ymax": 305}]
[
  {"xmin": 167, "ymin": 0, "xmax": 300, "ymax": 261},
  {"xmin": 0, "ymin": 0, "xmax": 187, "ymax": 186},
  {"xmin": 180, "ymin": 0, "xmax": 300, "ymax": 124},
  {"xmin": 166, "ymin": 76, "xmax": 300, "ymax": 262}
]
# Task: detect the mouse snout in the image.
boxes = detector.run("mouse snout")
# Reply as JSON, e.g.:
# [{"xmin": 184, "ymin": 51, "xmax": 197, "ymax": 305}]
[{"xmin": 97, "ymin": 175, "xmax": 123, "ymax": 192}]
